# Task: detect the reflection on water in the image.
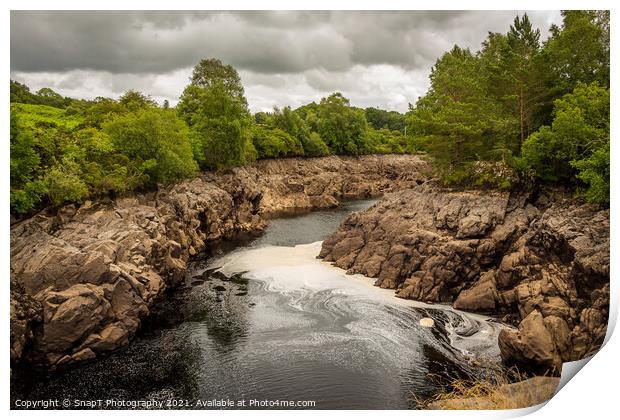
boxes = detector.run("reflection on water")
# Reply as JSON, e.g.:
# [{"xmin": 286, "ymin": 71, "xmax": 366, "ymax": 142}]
[
  {"xmin": 249, "ymin": 199, "xmax": 379, "ymax": 247},
  {"xmin": 11, "ymin": 198, "xmax": 503, "ymax": 409}
]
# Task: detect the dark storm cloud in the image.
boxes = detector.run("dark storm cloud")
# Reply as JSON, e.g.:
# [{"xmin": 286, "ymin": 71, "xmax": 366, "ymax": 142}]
[
  {"xmin": 11, "ymin": 11, "xmax": 349, "ymax": 74},
  {"xmin": 11, "ymin": 10, "xmax": 559, "ymax": 75}
]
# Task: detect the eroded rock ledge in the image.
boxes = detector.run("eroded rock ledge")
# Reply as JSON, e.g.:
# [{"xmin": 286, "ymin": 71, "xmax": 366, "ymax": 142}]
[
  {"xmin": 319, "ymin": 182, "xmax": 609, "ymax": 374},
  {"xmin": 10, "ymin": 154, "xmax": 429, "ymax": 368}
]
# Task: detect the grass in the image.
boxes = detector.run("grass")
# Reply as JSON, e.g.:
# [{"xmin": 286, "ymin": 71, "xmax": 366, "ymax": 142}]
[
  {"xmin": 11, "ymin": 103, "xmax": 84, "ymax": 129},
  {"xmin": 413, "ymin": 367, "xmax": 560, "ymax": 410}
]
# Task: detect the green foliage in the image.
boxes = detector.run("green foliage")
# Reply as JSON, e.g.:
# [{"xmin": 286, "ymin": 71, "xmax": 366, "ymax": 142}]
[
  {"xmin": 365, "ymin": 107, "xmax": 406, "ymax": 131},
  {"xmin": 316, "ymin": 93, "xmax": 368, "ymax": 155},
  {"xmin": 480, "ymin": 14, "xmax": 546, "ymax": 150},
  {"xmin": 11, "ymin": 103, "xmax": 84, "ymax": 130},
  {"xmin": 104, "ymin": 108, "xmax": 198, "ymax": 184},
  {"xmin": 70, "ymin": 128, "xmax": 141, "ymax": 195},
  {"xmin": 191, "ymin": 117, "xmax": 250, "ymax": 170},
  {"xmin": 178, "ymin": 59, "xmax": 255, "ymax": 170},
  {"xmin": 189, "ymin": 58, "xmax": 246, "ymax": 102},
  {"xmin": 178, "ymin": 58, "xmax": 249, "ymax": 126},
  {"xmin": 544, "ymin": 11, "xmax": 610, "ymax": 94},
  {"xmin": 11, "ymin": 15, "xmax": 610, "ymax": 216},
  {"xmin": 44, "ymin": 161, "xmax": 90, "ymax": 207},
  {"xmin": 10, "ymin": 114, "xmax": 45, "ymax": 213},
  {"xmin": 365, "ymin": 127, "xmax": 407, "ymax": 154},
  {"xmin": 302, "ymin": 132, "xmax": 331, "ymax": 157},
  {"xmin": 251, "ymin": 125, "xmax": 304, "ymax": 159},
  {"xmin": 270, "ymin": 106, "xmax": 329, "ymax": 157},
  {"xmin": 11, "ymin": 80, "xmax": 71, "ymax": 108},
  {"xmin": 78, "ymin": 97, "xmax": 126, "ymax": 128},
  {"xmin": 441, "ymin": 161, "xmax": 516, "ymax": 190},
  {"xmin": 521, "ymin": 83, "xmax": 609, "ymax": 203},
  {"xmin": 254, "ymin": 111, "xmax": 272, "ymax": 125},
  {"xmin": 10, "ymin": 95, "xmax": 198, "ymax": 213},
  {"xmin": 407, "ymin": 11, "xmax": 609, "ymax": 201},
  {"xmin": 572, "ymin": 141, "xmax": 609, "ymax": 204},
  {"xmin": 409, "ymin": 46, "xmax": 508, "ymax": 168},
  {"xmin": 10, "ymin": 80, "xmax": 37, "ymax": 104},
  {"xmin": 119, "ymin": 90, "xmax": 158, "ymax": 111}
]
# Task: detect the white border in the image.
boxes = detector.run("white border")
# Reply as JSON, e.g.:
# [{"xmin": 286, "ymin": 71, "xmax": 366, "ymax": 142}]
[{"xmin": 3, "ymin": 1, "xmax": 618, "ymax": 419}]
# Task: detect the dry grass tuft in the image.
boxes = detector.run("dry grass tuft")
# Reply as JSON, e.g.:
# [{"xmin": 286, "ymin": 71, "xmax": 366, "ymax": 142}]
[{"xmin": 413, "ymin": 367, "xmax": 560, "ymax": 410}]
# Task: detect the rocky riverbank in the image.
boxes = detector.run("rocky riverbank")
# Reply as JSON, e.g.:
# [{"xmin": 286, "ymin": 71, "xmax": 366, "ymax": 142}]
[
  {"xmin": 10, "ymin": 155, "xmax": 429, "ymax": 369},
  {"xmin": 319, "ymin": 182, "xmax": 609, "ymax": 374}
]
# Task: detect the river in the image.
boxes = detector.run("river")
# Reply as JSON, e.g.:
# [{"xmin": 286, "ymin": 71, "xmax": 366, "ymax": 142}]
[{"xmin": 11, "ymin": 199, "xmax": 504, "ymax": 409}]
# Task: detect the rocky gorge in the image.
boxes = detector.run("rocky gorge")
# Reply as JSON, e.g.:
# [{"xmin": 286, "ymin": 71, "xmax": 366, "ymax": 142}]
[
  {"xmin": 319, "ymin": 182, "xmax": 610, "ymax": 374},
  {"xmin": 10, "ymin": 154, "xmax": 429, "ymax": 369},
  {"xmin": 10, "ymin": 152, "xmax": 609, "ymax": 380}
]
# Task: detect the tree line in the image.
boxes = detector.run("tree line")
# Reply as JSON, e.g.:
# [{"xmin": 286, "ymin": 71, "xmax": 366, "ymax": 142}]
[
  {"xmin": 9, "ymin": 10, "xmax": 610, "ymax": 215},
  {"xmin": 407, "ymin": 11, "xmax": 609, "ymax": 203},
  {"xmin": 10, "ymin": 64, "xmax": 409, "ymax": 214}
]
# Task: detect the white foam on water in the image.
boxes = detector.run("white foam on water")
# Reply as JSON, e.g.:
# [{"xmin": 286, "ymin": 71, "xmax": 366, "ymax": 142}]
[{"xmin": 210, "ymin": 241, "xmax": 505, "ymax": 361}]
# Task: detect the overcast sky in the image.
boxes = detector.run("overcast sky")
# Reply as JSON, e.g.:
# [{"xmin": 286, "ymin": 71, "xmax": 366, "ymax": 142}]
[{"xmin": 11, "ymin": 11, "xmax": 562, "ymax": 113}]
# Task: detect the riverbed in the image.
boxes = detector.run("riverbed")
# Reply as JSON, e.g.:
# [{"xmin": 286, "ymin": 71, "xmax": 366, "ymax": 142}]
[{"xmin": 11, "ymin": 199, "xmax": 504, "ymax": 409}]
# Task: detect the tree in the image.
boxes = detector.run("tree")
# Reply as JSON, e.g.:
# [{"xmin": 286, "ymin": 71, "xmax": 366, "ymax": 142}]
[
  {"xmin": 271, "ymin": 106, "xmax": 326, "ymax": 156},
  {"xmin": 81, "ymin": 97, "xmax": 126, "ymax": 128},
  {"xmin": 544, "ymin": 11, "xmax": 610, "ymax": 94},
  {"xmin": 10, "ymin": 114, "xmax": 46, "ymax": 213},
  {"xmin": 482, "ymin": 14, "xmax": 546, "ymax": 152},
  {"xmin": 254, "ymin": 111, "xmax": 272, "ymax": 125},
  {"xmin": 366, "ymin": 127, "xmax": 406, "ymax": 154},
  {"xmin": 365, "ymin": 107, "xmax": 406, "ymax": 131},
  {"xmin": 104, "ymin": 108, "xmax": 198, "ymax": 184},
  {"xmin": 178, "ymin": 59, "xmax": 253, "ymax": 169},
  {"xmin": 521, "ymin": 82, "xmax": 609, "ymax": 203},
  {"xmin": 316, "ymin": 92, "xmax": 368, "ymax": 155},
  {"xmin": 250, "ymin": 126, "xmax": 304, "ymax": 159},
  {"xmin": 185, "ymin": 83, "xmax": 253, "ymax": 169},
  {"xmin": 119, "ymin": 90, "xmax": 157, "ymax": 111},
  {"xmin": 36, "ymin": 88, "xmax": 67, "ymax": 108},
  {"xmin": 177, "ymin": 58, "xmax": 249, "ymax": 125},
  {"xmin": 189, "ymin": 58, "xmax": 246, "ymax": 102},
  {"xmin": 191, "ymin": 116, "xmax": 248, "ymax": 170},
  {"xmin": 10, "ymin": 80, "xmax": 38, "ymax": 104},
  {"xmin": 69, "ymin": 128, "xmax": 141, "ymax": 196},
  {"xmin": 572, "ymin": 140, "xmax": 609, "ymax": 204},
  {"xmin": 163, "ymin": 99, "xmax": 170, "ymax": 109},
  {"xmin": 408, "ymin": 46, "xmax": 504, "ymax": 169},
  {"xmin": 302, "ymin": 132, "xmax": 331, "ymax": 157}
]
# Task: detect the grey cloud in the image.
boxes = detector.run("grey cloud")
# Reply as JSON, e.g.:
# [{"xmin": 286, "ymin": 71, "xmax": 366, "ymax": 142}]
[
  {"xmin": 10, "ymin": 10, "xmax": 562, "ymax": 113},
  {"xmin": 11, "ymin": 10, "xmax": 560, "ymax": 75}
]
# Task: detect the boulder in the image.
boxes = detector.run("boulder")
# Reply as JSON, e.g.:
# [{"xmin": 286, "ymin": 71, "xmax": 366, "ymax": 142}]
[
  {"xmin": 454, "ymin": 271, "xmax": 498, "ymax": 312},
  {"xmin": 498, "ymin": 310, "xmax": 560, "ymax": 374}
]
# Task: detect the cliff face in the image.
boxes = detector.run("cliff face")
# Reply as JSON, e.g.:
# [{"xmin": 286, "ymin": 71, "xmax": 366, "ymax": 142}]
[
  {"xmin": 10, "ymin": 155, "xmax": 429, "ymax": 368},
  {"xmin": 319, "ymin": 183, "xmax": 609, "ymax": 374}
]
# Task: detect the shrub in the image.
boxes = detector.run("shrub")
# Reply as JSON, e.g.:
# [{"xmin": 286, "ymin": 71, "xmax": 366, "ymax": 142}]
[
  {"xmin": 251, "ymin": 125, "xmax": 304, "ymax": 159},
  {"xmin": 104, "ymin": 108, "xmax": 198, "ymax": 184},
  {"xmin": 572, "ymin": 140, "xmax": 610, "ymax": 204},
  {"xmin": 44, "ymin": 161, "xmax": 89, "ymax": 207},
  {"xmin": 521, "ymin": 82, "xmax": 609, "ymax": 203},
  {"xmin": 301, "ymin": 132, "xmax": 330, "ymax": 157}
]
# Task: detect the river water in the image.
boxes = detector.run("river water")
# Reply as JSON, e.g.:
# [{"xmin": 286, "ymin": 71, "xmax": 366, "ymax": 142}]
[{"xmin": 11, "ymin": 199, "xmax": 504, "ymax": 409}]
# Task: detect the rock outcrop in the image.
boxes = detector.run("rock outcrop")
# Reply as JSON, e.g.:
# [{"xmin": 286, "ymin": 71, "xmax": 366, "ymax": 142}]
[
  {"xmin": 10, "ymin": 155, "xmax": 429, "ymax": 368},
  {"xmin": 319, "ymin": 182, "xmax": 609, "ymax": 374}
]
